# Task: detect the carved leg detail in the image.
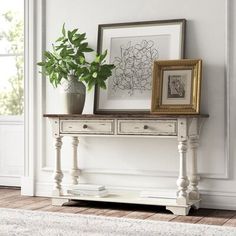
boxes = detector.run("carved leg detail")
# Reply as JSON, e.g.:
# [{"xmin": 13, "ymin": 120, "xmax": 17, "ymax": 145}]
[
  {"xmin": 71, "ymin": 136, "xmax": 80, "ymax": 185},
  {"xmin": 177, "ymin": 140, "xmax": 189, "ymax": 205},
  {"xmin": 166, "ymin": 206, "xmax": 191, "ymax": 216},
  {"xmin": 52, "ymin": 137, "xmax": 63, "ymax": 196},
  {"xmin": 189, "ymin": 136, "xmax": 200, "ymax": 201}
]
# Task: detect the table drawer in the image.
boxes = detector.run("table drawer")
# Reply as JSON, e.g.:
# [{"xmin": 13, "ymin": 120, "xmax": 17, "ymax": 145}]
[
  {"xmin": 117, "ymin": 120, "xmax": 177, "ymax": 136},
  {"xmin": 60, "ymin": 120, "xmax": 114, "ymax": 134}
]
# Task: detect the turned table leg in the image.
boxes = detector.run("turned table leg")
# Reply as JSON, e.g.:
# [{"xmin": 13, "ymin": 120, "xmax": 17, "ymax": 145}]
[
  {"xmin": 71, "ymin": 136, "xmax": 80, "ymax": 185},
  {"xmin": 176, "ymin": 118, "xmax": 189, "ymax": 205},
  {"xmin": 177, "ymin": 140, "xmax": 189, "ymax": 205},
  {"xmin": 189, "ymin": 135, "xmax": 200, "ymax": 201},
  {"xmin": 52, "ymin": 136, "xmax": 63, "ymax": 196}
]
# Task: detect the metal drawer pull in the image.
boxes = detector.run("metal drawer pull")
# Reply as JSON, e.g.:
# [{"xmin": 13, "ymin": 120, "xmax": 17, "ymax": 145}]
[
  {"xmin": 83, "ymin": 124, "xmax": 88, "ymax": 129},
  {"xmin": 143, "ymin": 125, "xmax": 149, "ymax": 130}
]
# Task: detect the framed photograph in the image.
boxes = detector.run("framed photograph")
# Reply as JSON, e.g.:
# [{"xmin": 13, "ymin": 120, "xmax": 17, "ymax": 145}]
[
  {"xmin": 94, "ymin": 19, "xmax": 186, "ymax": 114},
  {"xmin": 151, "ymin": 59, "xmax": 202, "ymax": 114}
]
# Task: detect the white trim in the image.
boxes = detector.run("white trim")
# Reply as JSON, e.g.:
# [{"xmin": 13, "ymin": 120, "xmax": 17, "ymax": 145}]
[
  {"xmin": 0, "ymin": 116, "xmax": 23, "ymax": 122},
  {"xmin": 0, "ymin": 121, "xmax": 23, "ymax": 125},
  {"xmin": 0, "ymin": 176, "xmax": 21, "ymax": 187},
  {"xmin": 22, "ymin": 0, "xmax": 46, "ymax": 195},
  {"xmin": 41, "ymin": 167, "xmax": 227, "ymax": 179},
  {"xmin": 21, "ymin": 176, "xmax": 35, "ymax": 195},
  {"xmin": 22, "ymin": 0, "xmax": 44, "ymax": 196},
  {"xmin": 0, "ymin": 53, "xmax": 23, "ymax": 57},
  {"xmin": 223, "ymin": 0, "xmax": 230, "ymax": 179},
  {"xmin": 23, "ymin": 0, "xmax": 32, "ymax": 195}
]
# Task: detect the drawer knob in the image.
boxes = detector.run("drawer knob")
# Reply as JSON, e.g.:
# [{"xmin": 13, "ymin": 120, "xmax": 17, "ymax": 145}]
[
  {"xmin": 83, "ymin": 124, "xmax": 88, "ymax": 129},
  {"xmin": 143, "ymin": 125, "xmax": 149, "ymax": 130}
]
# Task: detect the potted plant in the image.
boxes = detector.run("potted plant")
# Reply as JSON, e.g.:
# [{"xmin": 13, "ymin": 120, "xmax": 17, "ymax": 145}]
[{"xmin": 37, "ymin": 24, "xmax": 115, "ymax": 114}]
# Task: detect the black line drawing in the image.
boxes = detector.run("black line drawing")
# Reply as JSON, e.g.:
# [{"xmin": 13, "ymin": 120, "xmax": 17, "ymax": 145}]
[
  {"xmin": 167, "ymin": 75, "xmax": 186, "ymax": 98},
  {"xmin": 111, "ymin": 40, "xmax": 159, "ymax": 96}
]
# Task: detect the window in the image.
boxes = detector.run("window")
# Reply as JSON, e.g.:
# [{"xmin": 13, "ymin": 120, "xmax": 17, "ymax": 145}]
[{"xmin": 0, "ymin": 0, "xmax": 24, "ymax": 116}]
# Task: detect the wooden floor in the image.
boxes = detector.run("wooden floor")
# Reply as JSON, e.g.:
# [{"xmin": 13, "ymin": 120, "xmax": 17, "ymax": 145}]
[{"xmin": 1, "ymin": 187, "xmax": 236, "ymax": 227}]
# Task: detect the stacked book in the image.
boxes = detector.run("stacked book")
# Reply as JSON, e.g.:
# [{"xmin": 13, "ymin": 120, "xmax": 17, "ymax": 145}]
[{"xmin": 67, "ymin": 184, "xmax": 108, "ymax": 197}]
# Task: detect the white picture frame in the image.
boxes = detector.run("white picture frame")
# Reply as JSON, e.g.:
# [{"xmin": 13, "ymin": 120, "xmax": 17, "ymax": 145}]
[{"xmin": 94, "ymin": 19, "xmax": 186, "ymax": 114}]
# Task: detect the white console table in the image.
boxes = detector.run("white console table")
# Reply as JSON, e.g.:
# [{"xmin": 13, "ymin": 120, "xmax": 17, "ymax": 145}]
[{"xmin": 44, "ymin": 114, "xmax": 208, "ymax": 215}]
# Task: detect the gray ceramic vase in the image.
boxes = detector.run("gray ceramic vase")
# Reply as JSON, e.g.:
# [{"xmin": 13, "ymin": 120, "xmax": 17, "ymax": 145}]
[{"xmin": 61, "ymin": 75, "xmax": 86, "ymax": 114}]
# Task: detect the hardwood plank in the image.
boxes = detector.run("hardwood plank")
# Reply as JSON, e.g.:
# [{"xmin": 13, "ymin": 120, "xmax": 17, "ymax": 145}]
[
  {"xmin": 101, "ymin": 209, "xmax": 132, "ymax": 218},
  {"xmin": 0, "ymin": 189, "xmax": 21, "ymax": 199},
  {"xmin": 124, "ymin": 211, "xmax": 155, "ymax": 219},
  {"xmin": 147, "ymin": 213, "xmax": 177, "ymax": 221},
  {"xmin": 170, "ymin": 208, "xmax": 214, "ymax": 224},
  {"xmin": 223, "ymin": 215, "xmax": 236, "ymax": 227},
  {"xmin": 1, "ymin": 196, "xmax": 48, "ymax": 209},
  {"xmin": 171, "ymin": 215, "xmax": 203, "ymax": 224},
  {"xmin": 189, "ymin": 208, "xmax": 215, "ymax": 216},
  {"xmin": 78, "ymin": 208, "xmax": 102, "ymax": 215},
  {"xmin": 1, "ymin": 189, "xmax": 236, "ymax": 228},
  {"xmin": 37, "ymin": 205, "xmax": 66, "ymax": 212},
  {"xmin": 0, "ymin": 195, "xmax": 31, "ymax": 205},
  {"xmin": 59, "ymin": 206, "xmax": 88, "ymax": 214},
  {"xmin": 197, "ymin": 210, "xmax": 236, "ymax": 226},
  {"xmin": 18, "ymin": 199, "xmax": 51, "ymax": 210}
]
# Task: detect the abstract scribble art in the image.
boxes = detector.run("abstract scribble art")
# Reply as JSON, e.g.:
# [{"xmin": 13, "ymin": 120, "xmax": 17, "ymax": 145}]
[
  {"xmin": 108, "ymin": 37, "xmax": 161, "ymax": 100},
  {"xmin": 95, "ymin": 20, "xmax": 186, "ymax": 113}
]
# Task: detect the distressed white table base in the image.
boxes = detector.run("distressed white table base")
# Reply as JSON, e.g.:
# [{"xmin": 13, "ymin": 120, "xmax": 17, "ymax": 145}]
[{"xmin": 46, "ymin": 114, "xmax": 207, "ymax": 216}]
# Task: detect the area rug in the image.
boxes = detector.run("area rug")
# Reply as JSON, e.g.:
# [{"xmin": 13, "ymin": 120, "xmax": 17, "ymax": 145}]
[{"xmin": 0, "ymin": 208, "xmax": 236, "ymax": 236}]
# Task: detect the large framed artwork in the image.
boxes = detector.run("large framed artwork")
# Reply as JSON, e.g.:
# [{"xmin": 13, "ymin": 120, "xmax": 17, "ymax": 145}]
[
  {"xmin": 151, "ymin": 59, "xmax": 202, "ymax": 114},
  {"xmin": 94, "ymin": 19, "xmax": 186, "ymax": 114}
]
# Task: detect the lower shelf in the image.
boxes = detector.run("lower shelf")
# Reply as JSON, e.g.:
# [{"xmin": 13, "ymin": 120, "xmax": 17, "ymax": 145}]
[{"xmin": 51, "ymin": 190, "xmax": 200, "ymax": 216}]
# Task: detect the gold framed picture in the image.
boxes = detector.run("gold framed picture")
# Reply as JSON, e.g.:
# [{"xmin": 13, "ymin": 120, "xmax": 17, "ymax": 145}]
[{"xmin": 151, "ymin": 59, "xmax": 202, "ymax": 114}]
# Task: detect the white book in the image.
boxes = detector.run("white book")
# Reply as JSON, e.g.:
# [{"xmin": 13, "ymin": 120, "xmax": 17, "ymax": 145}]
[
  {"xmin": 70, "ymin": 184, "xmax": 105, "ymax": 191},
  {"xmin": 140, "ymin": 191, "xmax": 176, "ymax": 199},
  {"xmin": 67, "ymin": 189, "xmax": 108, "ymax": 197}
]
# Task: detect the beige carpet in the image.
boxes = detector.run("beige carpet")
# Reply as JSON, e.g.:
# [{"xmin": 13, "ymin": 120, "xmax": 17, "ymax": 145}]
[{"xmin": 0, "ymin": 208, "xmax": 236, "ymax": 236}]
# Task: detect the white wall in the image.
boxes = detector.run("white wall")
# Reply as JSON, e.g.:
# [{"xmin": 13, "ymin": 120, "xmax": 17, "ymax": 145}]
[{"xmin": 23, "ymin": 0, "xmax": 236, "ymax": 209}]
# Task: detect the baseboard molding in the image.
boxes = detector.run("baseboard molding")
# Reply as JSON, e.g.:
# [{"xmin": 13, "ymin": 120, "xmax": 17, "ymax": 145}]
[
  {"xmin": 21, "ymin": 176, "xmax": 34, "ymax": 196},
  {"xmin": 34, "ymin": 182, "xmax": 236, "ymax": 210},
  {"xmin": 0, "ymin": 176, "xmax": 21, "ymax": 187},
  {"xmin": 201, "ymin": 194, "xmax": 236, "ymax": 210}
]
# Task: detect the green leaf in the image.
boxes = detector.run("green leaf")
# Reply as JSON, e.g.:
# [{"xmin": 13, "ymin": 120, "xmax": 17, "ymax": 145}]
[
  {"xmin": 98, "ymin": 79, "xmax": 107, "ymax": 89},
  {"xmin": 73, "ymin": 33, "xmax": 86, "ymax": 45},
  {"xmin": 100, "ymin": 50, "xmax": 108, "ymax": 62},
  {"xmin": 87, "ymin": 79, "xmax": 96, "ymax": 91},
  {"xmin": 92, "ymin": 72, "xmax": 97, "ymax": 78},
  {"xmin": 68, "ymin": 30, "xmax": 73, "ymax": 43},
  {"xmin": 71, "ymin": 28, "xmax": 78, "ymax": 36},
  {"xmin": 80, "ymin": 74, "xmax": 90, "ymax": 83},
  {"xmin": 79, "ymin": 56, "xmax": 85, "ymax": 64},
  {"xmin": 80, "ymin": 42, "xmax": 88, "ymax": 50},
  {"xmin": 37, "ymin": 23, "xmax": 115, "ymax": 90},
  {"xmin": 68, "ymin": 61, "xmax": 77, "ymax": 70},
  {"xmin": 54, "ymin": 44, "xmax": 65, "ymax": 51},
  {"xmin": 44, "ymin": 51, "xmax": 53, "ymax": 59},
  {"xmin": 94, "ymin": 55, "xmax": 100, "ymax": 63},
  {"xmin": 56, "ymin": 36, "xmax": 64, "ymax": 42},
  {"xmin": 62, "ymin": 23, "xmax": 66, "ymax": 37},
  {"xmin": 83, "ymin": 47, "xmax": 93, "ymax": 52},
  {"xmin": 37, "ymin": 62, "xmax": 45, "ymax": 66}
]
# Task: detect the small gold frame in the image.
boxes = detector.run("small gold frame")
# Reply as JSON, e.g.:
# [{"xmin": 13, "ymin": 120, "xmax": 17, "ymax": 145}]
[{"xmin": 151, "ymin": 59, "xmax": 202, "ymax": 114}]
